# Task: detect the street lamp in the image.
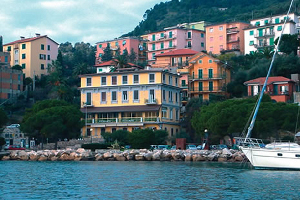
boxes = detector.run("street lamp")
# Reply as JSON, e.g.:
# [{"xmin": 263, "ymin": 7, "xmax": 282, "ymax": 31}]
[
  {"xmin": 83, "ymin": 102, "xmax": 87, "ymax": 137},
  {"xmin": 204, "ymin": 129, "xmax": 208, "ymax": 150},
  {"xmin": 90, "ymin": 128, "xmax": 93, "ymax": 143}
]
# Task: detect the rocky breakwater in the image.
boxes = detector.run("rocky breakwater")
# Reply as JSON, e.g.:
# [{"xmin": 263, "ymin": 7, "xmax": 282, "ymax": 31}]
[{"xmin": 1, "ymin": 148, "xmax": 246, "ymax": 162}]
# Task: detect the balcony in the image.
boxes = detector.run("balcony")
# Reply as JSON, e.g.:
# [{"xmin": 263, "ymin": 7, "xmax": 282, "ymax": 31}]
[
  {"xmin": 227, "ymin": 38, "xmax": 240, "ymax": 43},
  {"xmin": 227, "ymin": 28, "xmax": 239, "ymax": 34},
  {"xmin": 145, "ymin": 98, "xmax": 157, "ymax": 105},
  {"xmin": 189, "ymin": 86, "xmax": 225, "ymax": 93},
  {"xmin": 181, "ymin": 96, "xmax": 189, "ymax": 101},
  {"xmin": 84, "ymin": 117, "xmax": 160, "ymax": 124},
  {"xmin": 254, "ymin": 43, "xmax": 274, "ymax": 49},
  {"xmin": 148, "ymin": 36, "xmax": 176, "ymax": 43},
  {"xmin": 189, "ymin": 74, "xmax": 226, "ymax": 81},
  {"xmin": 254, "ymin": 32, "xmax": 275, "ymax": 38}
]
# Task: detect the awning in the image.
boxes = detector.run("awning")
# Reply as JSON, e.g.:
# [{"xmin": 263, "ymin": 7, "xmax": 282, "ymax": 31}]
[{"xmin": 81, "ymin": 105, "xmax": 161, "ymax": 113}]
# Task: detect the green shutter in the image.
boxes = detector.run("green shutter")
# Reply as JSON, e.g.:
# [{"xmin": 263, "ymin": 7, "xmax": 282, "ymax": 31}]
[
  {"xmin": 208, "ymin": 69, "xmax": 213, "ymax": 78},
  {"xmin": 181, "ymin": 80, "xmax": 186, "ymax": 86},
  {"xmin": 169, "ymin": 41, "xmax": 172, "ymax": 47},
  {"xmin": 188, "ymin": 32, "xmax": 191, "ymax": 38},
  {"xmin": 250, "ymin": 30, "xmax": 254, "ymax": 36},
  {"xmin": 199, "ymin": 82, "xmax": 203, "ymax": 91},
  {"xmin": 160, "ymin": 33, "xmax": 164, "ymax": 38},
  {"xmin": 209, "ymin": 81, "xmax": 213, "ymax": 91},
  {"xmin": 275, "ymin": 18, "xmax": 280, "ymax": 24},
  {"xmin": 161, "ymin": 42, "xmax": 164, "ymax": 49},
  {"xmin": 169, "ymin": 32, "xmax": 172, "ymax": 38},
  {"xmin": 198, "ymin": 69, "xmax": 203, "ymax": 79},
  {"xmin": 152, "ymin": 34, "xmax": 155, "ymax": 41},
  {"xmin": 277, "ymin": 26, "xmax": 282, "ymax": 31},
  {"xmin": 258, "ymin": 29, "xmax": 263, "ymax": 37},
  {"xmin": 270, "ymin": 38, "xmax": 274, "ymax": 45},
  {"xmin": 249, "ymin": 41, "xmax": 254, "ymax": 45},
  {"xmin": 152, "ymin": 44, "xmax": 155, "ymax": 50}
]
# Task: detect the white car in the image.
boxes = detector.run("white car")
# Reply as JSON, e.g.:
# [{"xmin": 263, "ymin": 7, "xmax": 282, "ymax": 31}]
[{"xmin": 187, "ymin": 145, "xmax": 197, "ymax": 150}]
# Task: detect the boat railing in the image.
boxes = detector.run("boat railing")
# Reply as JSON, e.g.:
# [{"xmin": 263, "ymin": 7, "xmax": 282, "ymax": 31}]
[{"xmin": 234, "ymin": 137, "xmax": 265, "ymax": 148}]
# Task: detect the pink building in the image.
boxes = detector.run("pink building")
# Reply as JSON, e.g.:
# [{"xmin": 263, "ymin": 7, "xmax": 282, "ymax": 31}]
[
  {"xmin": 244, "ymin": 76, "xmax": 295, "ymax": 102},
  {"xmin": 95, "ymin": 37, "xmax": 146, "ymax": 64},
  {"xmin": 146, "ymin": 28, "xmax": 205, "ymax": 65}
]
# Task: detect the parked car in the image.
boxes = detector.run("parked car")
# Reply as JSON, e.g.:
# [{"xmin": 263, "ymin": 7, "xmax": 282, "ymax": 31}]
[
  {"xmin": 157, "ymin": 145, "xmax": 171, "ymax": 150},
  {"xmin": 171, "ymin": 145, "xmax": 176, "ymax": 150},
  {"xmin": 4, "ymin": 144, "xmax": 10, "ymax": 150},
  {"xmin": 8, "ymin": 145, "xmax": 25, "ymax": 150},
  {"xmin": 150, "ymin": 145, "xmax": 158, "ymax": 150},
  {"xmin": 124, "ymin": 145, "xmax": 131, "ymax": 149},
  {"xmin": 196, "ymin": 145, "xmax": 202, "ymax": 150},
  {"xmin": 218, "ymin": 144, "xmax": 228, "ymax": 149},
  {"xmin": 7, "ymin": 124, "xmax": 20, "ymax": 128},
  {"xmin": 187, "ymin": 144, "xmax": 197, "ymax": 150}
]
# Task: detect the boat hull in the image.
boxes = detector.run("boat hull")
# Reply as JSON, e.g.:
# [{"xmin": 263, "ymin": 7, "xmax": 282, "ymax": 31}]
[{"xmin": 241, "ymin": 147, "xmax": 300, "ymax": 169}]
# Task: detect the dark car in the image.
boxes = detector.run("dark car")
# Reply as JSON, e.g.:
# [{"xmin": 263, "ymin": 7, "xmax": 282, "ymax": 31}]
[{"xmin": 8, "ymin": 145, "xmax": 25, "ymax": 150}]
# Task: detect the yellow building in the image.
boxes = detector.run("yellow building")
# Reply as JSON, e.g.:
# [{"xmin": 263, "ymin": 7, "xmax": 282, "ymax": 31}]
[
  {"xmin": 188, "ymin": 52, "xmax": 231, "ymax": 101},
  {"xmin": 3, "ymin": 34, "xmax": 58, "ymax": 78},
  {"xmin": 79, "ymin": 68, "xmax": 181, "ymax": 139}
]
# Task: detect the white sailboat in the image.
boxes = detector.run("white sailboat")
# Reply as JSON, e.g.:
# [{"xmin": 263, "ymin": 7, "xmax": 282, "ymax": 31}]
[{"xmin": 239, "ymin": 0, "xmax": 300, "ymax": 169}]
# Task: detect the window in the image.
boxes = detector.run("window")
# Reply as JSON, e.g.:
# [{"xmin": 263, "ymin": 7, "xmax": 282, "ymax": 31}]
[
  {"xmin": 122, "ymin": 75, "xmax": 128, "ymax": 84},
  {"xmin": 275, "ymin": 18, "xmax": 280, "ymax": 24},
  {"xmin": 255, "ymin": 21, "xmax": 260, "ymax": 26},
  {"xmin": 198, "ymin": 69, "xmax": 203, "ymax": 78},
  {"xmin": 86, "ymin": 92, "xmax": 92, "ymax": 105},
  {"xmin": 201, "ymin": 33, "xmax": 204, "ymax": 38},
  {"xmin": 22, "ymin": 44, "xmax": 26, "ymax": 49},
  {"xmin": 169, "ymin": 31, "xmax": 172, "ymax": 38},
  {"xmin": 181, "ymin": 80, "xmax": 186, "ymax": 87},
  {"xmin": 199, "ymin": 60, "xmax": 202, "ymax": 64},
  {"xmin": 18, "ymin": 74, "xmax": 21, "ymax": 81},
  {"xmin": 219, "ymin": 35, "xmax": 223, "ymax": 40},
  {"xmin": 41, "ymin": 64, "xmax": 44, "ymax": 70},
  {"xmin": 111, "ymin": 91, "xmax": 117, "ymax": 102},
  {"xmin": 22, "ymin": 64, "xmax": 25, "ymax": 69},
  {"xmin": 249, "ymin": 41, "xmax": 254, "ymax": 46},
  {"xmin": 175, "ymin": 93, "xmax": 178, "ymax": 103},
  {"xmin": 209, "ymin": 47, "xmax": 213, "ymax": 52},
  {"xmin": 149, "ymin": 74, "xmax": 155, "ymax": 83},
  {"xmin": 152, "ymin": 53, "xmax": 155, "ymax": 60},
  {"xmin": 162, "ymin": 107, "xmax": 167, "ymax": 118},
  {"xmin": 99, "ymin": 53, "xmax": 102, "ymax": 57},
  {"xmin": 209, "ymin": 81, "xmax": 213, "ymax": 91},
  {"xmin": 208, "ymin": 69, "xmax": 213, "ymax": 78},
  {"xmin": 187, "ymin": 32, "xmax": 191, "ymax": 38},
  {"xmin": 47, "ymin": 45, "xmax": 50, "ymax": 50},
  {"xmin": 208, "ymin": 59, "xmax": 212, "ymax": 63},
  {"xmin": 169, "ymin": 91, "xmax": 173, "ymax": 102},
  {"xmin": 219, "ymin": 26, "xmax": 223, "ymax": 31},
  {"xmin": 163, "ymin": 90, "xmax": 166, "ymax": 101},
  {"xmin": 210, "ymin": 37, "xmax": 213, "ymax": 42},
  {"xmin": 149, "ymin": 89, "xmax": 155, "ymax": 101},
  {"xmin": 170, "ymin": 108, "xmax": 173, "ymax": 120},
  {"xmin": 152, "ymin": 44, "xmax": 155, "ymax": 50},
  {"xmin": 176, "ymin": 109, "xmax": 179, "ymax": 120},
  {"xmin": 101, "ymin": 92, "xmax": 106, "ymax": 102},
  {"xmin": 122, "ymin": 91, "xmax": 128, "ymax": 101},
  {"xmin": 160, "ymin": 42, "xmax": 164, "ymax": 49},
  {"xmin": 199, "ymin": 82, "xmax": 203, "ymax": 91},
  {"xmin": 5, "ymin": 56, "xmax": 8, "ymax": 62},
  {"xmin": 169, "ymin": 40, "xmax": 172, "ymax": 47},
  {"xmin": 47, "ymin": 55, "xmax": 50, "ymax": 60},
  {"xmin": 40, "ymin": 54, "xmax": 46, "ymax": 60},
  {"xmin": 22, "ymin": 54, "xmax": 26, "ymax": 59},
  {"xmin": 264, "ymin": 20, "xmax": 269, "ymax": 24},
  {"xmin": 169, "ymin": 75, "xmax": 172, "ymax": 85},
  {"xmin": 187, "ymin": 41, "xmax": 191, "ymax": 47},
  {"xmin": 134, "ymin": 90, "xmax": 139, "ymax": 101},
  {"xmin": 112, "ymin": 76, "xmax": 117, "ymax": 85},
  {"xmin": 201, "ymin": 42, "xmax": 204, "ymax": 47},
  {"xmin": 100, "ymin": 77, "xmax": 106, "ymax": 85},
  {"xmin": 7, "ymin": 46, "xmax": 11, "ymax": 51},
  {"xmin": 209, "ymin": 28, "xmax": 213, "ymax": 32},
  {"xmin": 220, "ymin": 45, "xmax": 223, "ymax": 51},
  {"xmin": 160, "ymin": 33, "xmax": 164, "ymax": 38},
  {"xmin": 87, "ymin": 77, "xmax": 91, "ymax": 86},
  {"xmin": 152, "ymin": 34, "xmax": 155, "ymax": 41},
  {"xmin": 250, "ymin": 30, "xmax": 254, "ymax": 36},
  {"xmin": 277, "ymin": 26, "xmax": 282, "ymax": 31},
  {"xmin": 41, "ymin": 44, "xmax": 44, "ymax": 50},
  {"xmin": 163, "ymin": 74, "xmax": 166, "ymax": 83},
  {"xmin": 134, "ymin": 74, "xmax": 139, "ymax": 84},
  {"xmin": 175, "ymin": 77, "xmax": 178, "ymax": 86},
  {"xmin": 99, "ymin": 44, "xmax": 102, "ymax": 48},
  {"xmin": 270, "ymin": 37, "xmax": 274, "ymax": 45}
]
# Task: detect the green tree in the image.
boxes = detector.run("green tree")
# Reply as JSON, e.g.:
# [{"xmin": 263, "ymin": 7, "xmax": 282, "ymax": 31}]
[
  {"xmin": 101, "ymin": 46, "xmax": 113, "ymax": 62},
  {"xmin": 128, "ymin": 129, "xmax": 156, "ymax": 149},
  {"xmin": 11, "ymin": 65, "xmax": 23, "ymax": 71},
  {"xmin": 115, "ymin": 54, "xmax": 128, "ymax": 68},
  {"xmin": 275, "ymin": 34, "xmax": 298, "ymax": 55},
  {"xmin": 0, "ymin": 108, "xmax": 8, "ymax": 128},
  {"xmin": 0, "ymin": 137, "xmax": 5, "ymax": 147},
  {"xmin": 21, "ymin": 100, "xmax": 83, "ymax": 148},
  {"xmin": 128, "ymin": 48, "xmax": 137, "ymax": 63}
]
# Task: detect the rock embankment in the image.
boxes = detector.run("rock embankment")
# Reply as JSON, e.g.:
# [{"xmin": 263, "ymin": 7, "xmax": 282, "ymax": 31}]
[{"xmin": 1, "ymin": 148, "xmax": 247, "ymax": 162}]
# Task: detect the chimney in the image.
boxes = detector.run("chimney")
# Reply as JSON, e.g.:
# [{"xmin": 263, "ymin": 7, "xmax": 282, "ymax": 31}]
[
  {"xmin": 35, "ymin": 33, "xmax": 40, "ymax": 37},
  {"xmin": 20, "ymin": 36, "xmax": 25, "ymax": 40},
  {"xmin": 0, "ymin": 36, "xmax": 3, "ymax": 52}
]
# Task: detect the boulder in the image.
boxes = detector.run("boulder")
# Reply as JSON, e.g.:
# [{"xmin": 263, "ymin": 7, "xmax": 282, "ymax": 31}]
[
  {"xmin": 218, "ymin": 155, "xmax": 228, "ymax": 162},
  {"xmin": 184, "ymin": 153, "xmax": 192, "ymax": 161},
  {"xmin": 103, "ymin": 152, "xmax": 113, "ymax": 160},
  {"xmin": 76, "ymin": 148, "xmax": 86, "ymax": 154},
  {"xmin": 207, "ymin": 152, "xmax": 217, "ymax": 161},
  {"xmin": 172, "ymin": 151, "xmax": 183, "ymax": 161},
  {"xmin": 29, "ymin": 154, "xmax": 39, "ymax": 161},
  {"xmin": 95, "ymin": 154, "xmax": 103, "ymax": 161},
  {"xmin": 222, "ymin": 148, "xmax": 232, "ymax": 156},
  {"xmin": 192, "ymin": 154, "xmax": 206, "ymax": 161},
  {"xmin": 161, "ymin": 150, "xmax": 172, "ymax": 161},
  {"xmin": 114, "ymin": 153, "xmax": 126, "ymax": 161},
  {"xmin": 126, "ymin": 154, "xmax": 134, "ymax": 161},
  {"xmin": 50, "ymin": 156, "xmax": 58, "ymax": 161},
  {"xmin": 144, "ymin": 152, "xmax": 153, "ymax": 161},
  {"xmin": 152, "ymin": 152, "xmax": 161, "ymax": 161},
  {"xmin": 18, "ymin": 151, "xmax": 29, "ymax": 161},
  {"xmin": 38, "ymin": 155, "xmax": 48, "ymax": 161},
  {"xmin": 1, "ymin": 156, "xmax": 10, "ymax": 160},
  {"xmin": 135, "ymin": 154, "xmax": 145, "ymax": 161}
]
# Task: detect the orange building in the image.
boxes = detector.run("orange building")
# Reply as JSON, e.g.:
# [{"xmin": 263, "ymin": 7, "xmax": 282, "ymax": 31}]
[
  {"xmin": 244, "ymin": 76, "xmax": 295, "ymax": 103},
  {"xmin": 187, "ymin": 52, "xmax": 231, "ymax": 101},
  {"xmin": 205, "ymin": 22, "xmax": 249, "ymax": 55}
]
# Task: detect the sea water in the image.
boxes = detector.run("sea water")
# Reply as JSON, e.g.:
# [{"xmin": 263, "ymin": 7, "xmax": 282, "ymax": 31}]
[{"xmin": 0, "ymin": 161, "xmax": 299, "ymax": 199}]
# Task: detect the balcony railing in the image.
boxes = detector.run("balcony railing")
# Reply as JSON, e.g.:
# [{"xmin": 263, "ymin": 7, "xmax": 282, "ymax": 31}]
[
  {"xmin": 254, "ymin": 32, "xmax": 275, "ymax": 38},
  {"xmin": 84, "ymin": 117, "xmax": 160, "ymax": 124},
  {"xmin": 189, "ymin": 74, "xmax": 226, "ymax": 80},
  {"xmin": 145, "ymin": 98, "xmax": 157, "ymax": 104},
  {"xmin": 181, "ymin": 96, "xmax": 188, "ymax": 101},
  {"xmin": 189, "ymin": 86, "xmax": 225, "ymax": 92},
  {"xmin": 227, "ymin": 28, "xmax": 239, "ymax": 34}
]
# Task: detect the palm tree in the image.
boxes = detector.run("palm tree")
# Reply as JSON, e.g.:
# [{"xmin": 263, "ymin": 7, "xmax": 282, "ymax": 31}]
[{"xmin": 115, "ymin": 54, "xmax": 128, "ymax": 68}]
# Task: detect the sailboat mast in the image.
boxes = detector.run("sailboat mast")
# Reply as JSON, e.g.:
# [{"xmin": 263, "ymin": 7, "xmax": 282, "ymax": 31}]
[{"xmin": 245, "ymin": 0, "xmax": 295, "ymax": 139}]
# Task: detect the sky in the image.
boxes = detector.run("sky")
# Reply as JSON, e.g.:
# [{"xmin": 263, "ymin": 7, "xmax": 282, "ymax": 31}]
[{"xmin": 0, "ymin": 0, "xmax": 164, "ymax": 46}]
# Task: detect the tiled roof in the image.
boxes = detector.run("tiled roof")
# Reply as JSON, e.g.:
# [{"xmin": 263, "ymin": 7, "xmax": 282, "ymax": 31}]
[
  {"xmin": 155, "ymin": 49, "xmax": 199, "ymax": 57},
  {"xmin": 244, "ymin": 76, "xmax": 295, "ymax": 85},
  {"xmin": 4, "ymin": 35, "xmax": 58, "ymax": 45},
  {"xmin": 94, "ymin": 60, "xmax": 116, "ymax": 67}
]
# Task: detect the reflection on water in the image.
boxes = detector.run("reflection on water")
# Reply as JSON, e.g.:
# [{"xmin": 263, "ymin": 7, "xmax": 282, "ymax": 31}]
[{"xmin": 1, "ymin": 161, "xmax": 300, "ymax": 199}]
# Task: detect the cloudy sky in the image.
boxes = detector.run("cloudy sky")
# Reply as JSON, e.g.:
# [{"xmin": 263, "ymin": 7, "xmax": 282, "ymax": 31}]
[{"xmin": 0, "ymin": 0, "xmax": 164, "ymax": 45}]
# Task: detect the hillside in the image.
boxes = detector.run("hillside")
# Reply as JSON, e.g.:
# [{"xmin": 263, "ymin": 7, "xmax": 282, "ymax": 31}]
[{"xmin": 124, "ymin": 0, "xmax": 300, "ymax": 36}]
